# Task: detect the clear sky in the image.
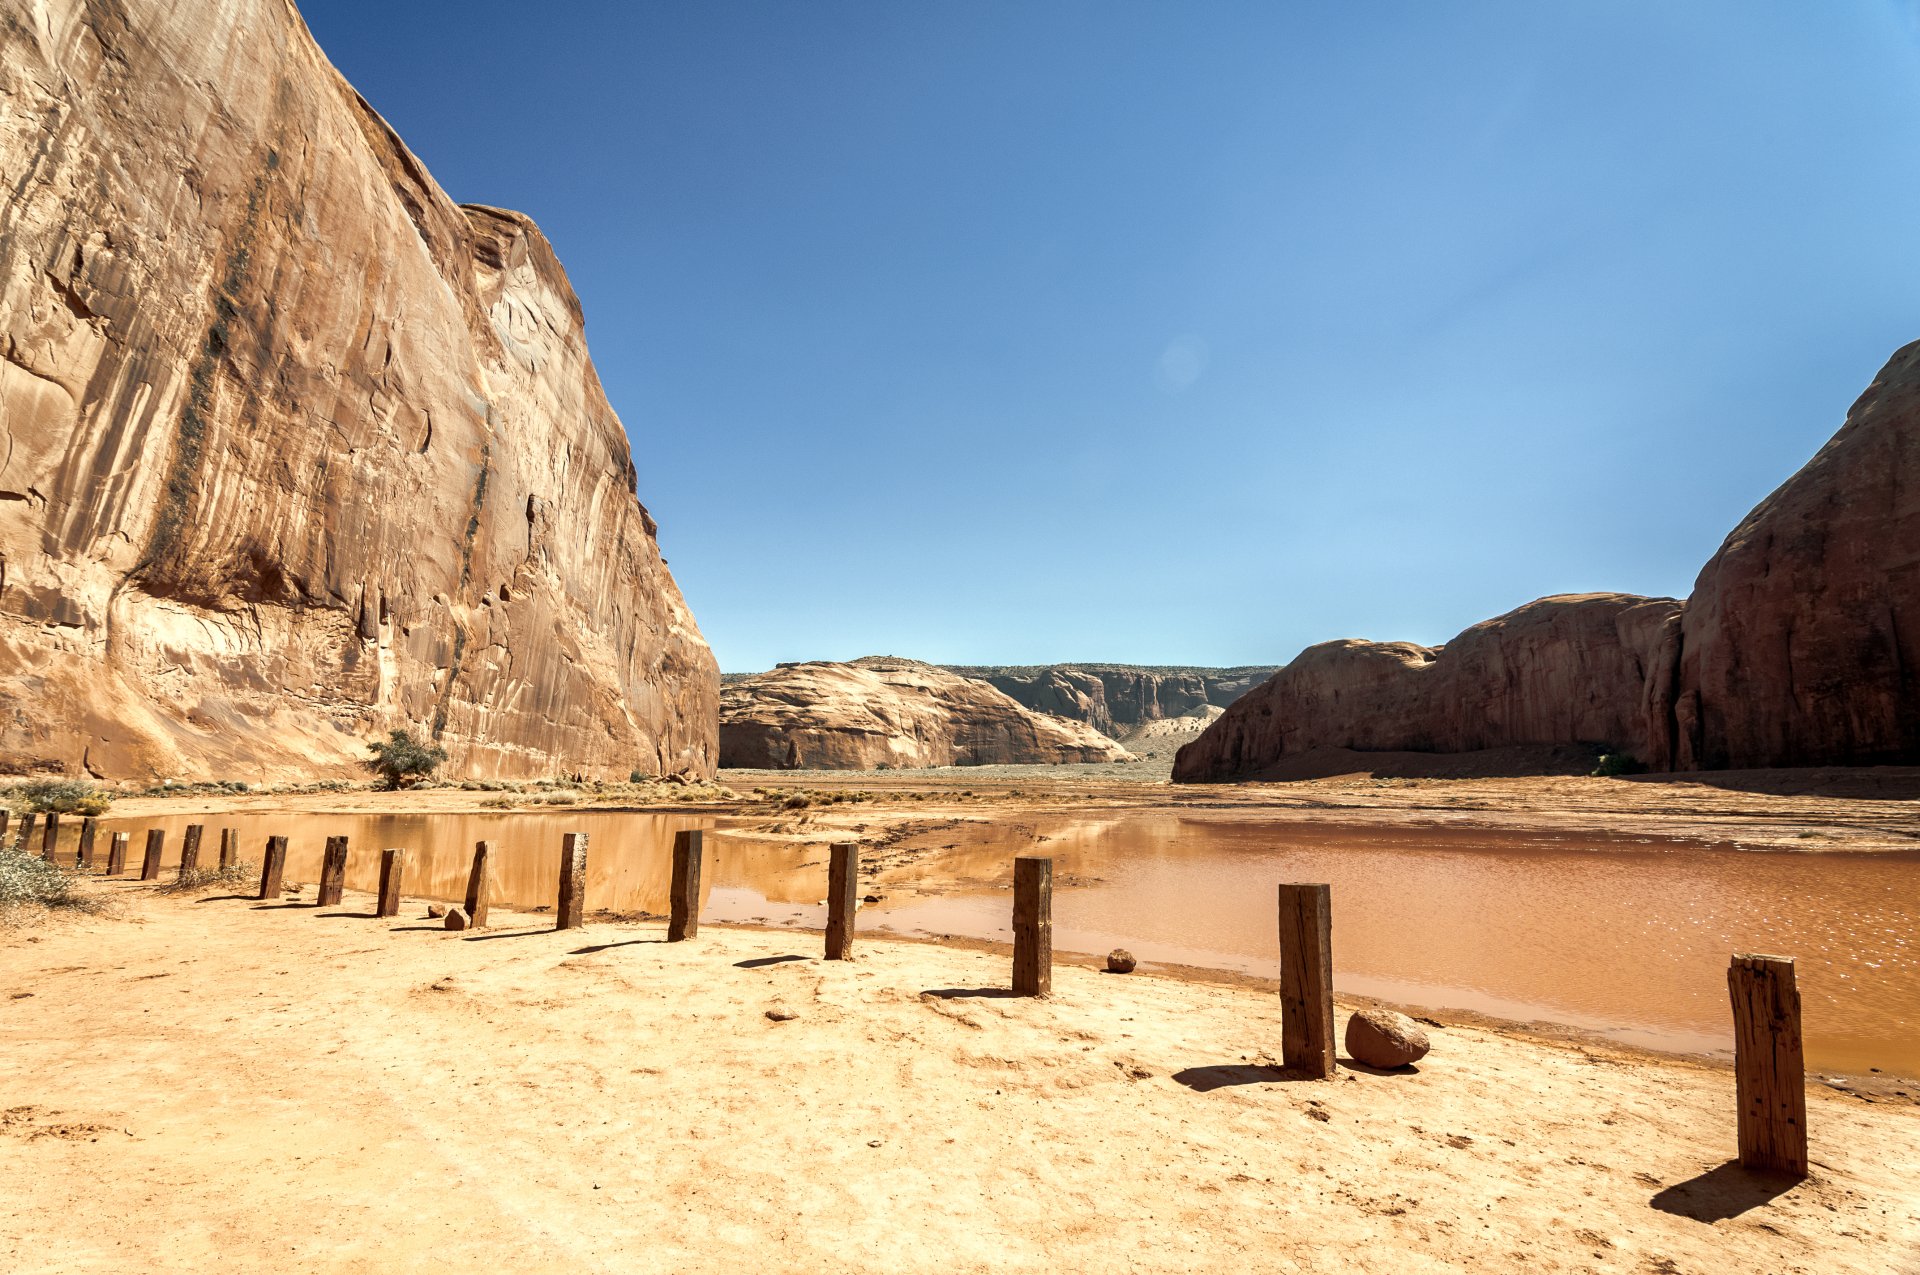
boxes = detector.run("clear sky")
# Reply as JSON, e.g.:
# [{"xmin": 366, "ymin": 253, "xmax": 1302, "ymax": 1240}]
[{"xmin": 300, "ymin": 1, "xmax": 1920, "ymax": 673}]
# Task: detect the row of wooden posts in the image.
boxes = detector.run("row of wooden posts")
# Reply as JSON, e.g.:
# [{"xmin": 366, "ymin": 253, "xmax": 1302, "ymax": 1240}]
[{"xmin": 10, "ymin": 810, "xmax": 1809, "ymax": 1179}]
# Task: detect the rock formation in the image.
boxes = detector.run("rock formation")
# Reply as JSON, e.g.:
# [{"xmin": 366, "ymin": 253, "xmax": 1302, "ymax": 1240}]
[
  {"xmin": 942, "ymin": 664, "xmax": 1277, "ymax": 736},
  {"xmin": 720, "ymin": 658, "xmax": 1137, "ymax": 770},
  {"xmin": 0, "ymin": 0, "xmax": 717, "ymax": 780},
  {"xmin": 1178, "ymin": 342, "xmax": 1920, "ymax": 780}
]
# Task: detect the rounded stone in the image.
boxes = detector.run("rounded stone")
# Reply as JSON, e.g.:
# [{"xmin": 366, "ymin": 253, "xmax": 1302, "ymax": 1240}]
[
  {"xmin": 442, "ymin": 906, "xmax": 468, "ymax": 931},
  {"xmin": 1344, "ymin": 1008, "xmax": 1431, "ymax": 1069},
  {"xmin": 1105, "ymin": 949, "xmax": 1137, "ymax": 974}
]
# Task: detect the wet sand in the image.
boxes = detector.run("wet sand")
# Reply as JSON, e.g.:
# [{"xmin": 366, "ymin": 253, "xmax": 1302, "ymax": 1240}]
[{"xmin": 3, "ymin": 879, "xmax": 1917, "ymax": 1274}]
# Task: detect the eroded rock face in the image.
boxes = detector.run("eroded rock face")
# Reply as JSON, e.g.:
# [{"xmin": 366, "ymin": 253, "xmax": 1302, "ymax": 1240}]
[
  {"xmin": 1667, "ymin": 342, "xmax": 1920, "ymax": 770},
  {"xmin": 0, "ymin": 0, "xmax": 717, "ymax": 780},
  {"xmin": 720, "ymin": 657, "xmax": 1137, "ymax": 770},
  {"xmin": 943, "ymin": 664, "xmax": 1278, "ymax": 736},
  {"xmin": 1172, "ymin": 595, "xmax": 1681, "ymax": 782}
]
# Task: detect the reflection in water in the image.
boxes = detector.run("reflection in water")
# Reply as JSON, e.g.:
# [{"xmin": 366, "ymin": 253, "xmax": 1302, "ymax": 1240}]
[{"xmin": 72, "ymin": 809, "xmax": 1920, "ymax": 1074}]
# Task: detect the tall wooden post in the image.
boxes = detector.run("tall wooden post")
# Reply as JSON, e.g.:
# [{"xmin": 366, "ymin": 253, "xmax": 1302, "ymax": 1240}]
[
  {"xmin": 465, "ymin": 842, "xmax": 492, "ymax": 929},
  {"xmin": 218, "ymin": 828, "xmax": 238, "ymax": 869},
  {"xmin": 1729, "ymin": 953, "xmax": 1808, "ymax": 1177},
  {"xmin": 825, "ymin": 842, "xmax": 859, "ymax": 960},
  {"xmin": 76, "ymin": 817, "xmax": 96, "ymax": 870},
  {"xmin": 106, "ymin": 832, "xmax": 128, "ymax": 876},
  {"xmin": 139, "ymin": 829, "xmax": 165, "ymax": 881},
  {"xmin": 556, "ymin": 833, "xmax": 588, "ymax": 930},
  {"xmin": 15, "ymin": 811, "xmax": 36, "ymax": 852},
  {"xmin": 1278, "ymin": 882, "xmax": 1335, "ymax": 1079},
  {"xmin": 315, "ymin": 836, "xmax": 348, "ymax": 906},
  {"xmin": 40, "ymin": 812, "xmax": 59, "ymax": 861},
  {"xmin": 376, "ymin": 848, "xmax": 407, "ymax": 918},
  {"xmin": 1012, "ymin": 856, "xmax": 1053, "ymax": 997},
  {"xmin": 176, "ymin": 824, "xmax": 204, "ymax": 882},
  {"xmin": 257, "ymin": 836, "xmax": 288, "ymax": 900},
  {"xmin": 668, "ymin": 829, "xmax": 703, "ymax": 942}
]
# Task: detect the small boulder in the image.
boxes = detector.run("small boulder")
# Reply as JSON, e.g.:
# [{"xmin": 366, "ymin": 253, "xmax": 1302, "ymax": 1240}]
[
  {"xmin": 765, "ymin": 1004, "xmax": 800, "ymax": 1022},
  {"xmin": 426, "ymin": 904, "xmax": 446, "ymax": 919},
  {"xmin": 1105, "ymin": 949, "xmax": 1137, "ymax": 974},
  {"xmin": 443, "ymin": 907, "xmax": 469, "ymax": 932},
  {"xmin": 1344, "ymin": 1008, "xmax": 1431, "ymax": 1069}
]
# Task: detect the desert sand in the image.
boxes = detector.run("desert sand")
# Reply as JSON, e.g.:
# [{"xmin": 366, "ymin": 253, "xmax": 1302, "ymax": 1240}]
[{"xmin": 3, "ymin": 868, "xmax": 1918, "ymax": 1274}]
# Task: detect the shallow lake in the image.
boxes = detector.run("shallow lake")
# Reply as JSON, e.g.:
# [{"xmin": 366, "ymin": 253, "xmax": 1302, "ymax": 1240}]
[{"xmin": 70, "ymin": 808, "xmax": 1920, "ymax": 1075}]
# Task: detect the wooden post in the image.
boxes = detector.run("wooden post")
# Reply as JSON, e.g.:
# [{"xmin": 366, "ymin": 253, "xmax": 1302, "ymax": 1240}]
[
  {"xmin": 76, "ymin": 817, "xmax": 96, "ymax": 870},
  {"xmin": 40, "ymin": 812, "xmax": 59, "ymax": 862},
  {"xmin": 139, "ymin": 829, "xmax": 165, "ymax": 881},
  {"xmin": 218, "ymin": 828, "xmax": 237, "ymax": 869},
  {"xmin": 257, "ymin": 836, "xmax": 288, "ymax": 900},
  {"xmin": 0, "ymin": 809, "xmax": 8, "ymax": 841},
  {"xmin": 106, "ymin": 832, "xmax": 128, "ymax": 876},
  {"xmin": 825, "ymin": 842, "xmax": 859, "ymax": 960},
  {"xmin": 1012, "ymin": 856, "xmax": 1053, "ymax": 997},
  {"xmin": 176, "ymin": 824, "xmax": 204, "ymax": 882},
  {"xmin": 315, "ymin": 836, "xmax": 348, "ymax": 906},
  {"xmin": 1729, "ymin": 953, "xmax": 1809, "ymax": 1177},
  {"xmin": 668, "ymin": 829, "xmax": 703, "ymax": 942},
  {"xmin": 1278, "ymin": 882, "xmax": 1335, "ymax": 1078},
  {"xmin": 556, "ymin": 833, "xmax": 588, "ymax": 930},
  {"xmin": 464, "ymin": 842, "xmax": 492, "ymax": 930},
  {"xmin": 15, "ymin": 811, "xmax": 36, "ymax": 852},
  {"xmin": 375, "ymin": 848, "xmax": 407, "ymax": 918}
]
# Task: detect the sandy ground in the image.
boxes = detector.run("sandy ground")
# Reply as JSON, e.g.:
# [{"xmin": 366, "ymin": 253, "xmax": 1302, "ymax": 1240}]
[{"xmin": 3, "ymin": 879, "xmax": 1918, "ymax": 1274}]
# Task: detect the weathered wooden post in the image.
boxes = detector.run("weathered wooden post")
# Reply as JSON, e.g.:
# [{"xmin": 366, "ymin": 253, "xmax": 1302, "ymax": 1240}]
[
  {"xmin": 825, "ymin": 842, "xmax": 859, "ymax": 960},
  {"xmin": 176, "ymin": 824, "xmax": 204, "ymax": 882},
  {"xmin": 1729, "ymin": 953, "xmax": 1808, "ymax": 1177},
  {"xmin": 15, "ymin": 811, "xmax": 37, "ymax": 852},
  {"xmin": 257, "ymin": 836, "xmax": 288, "ymax": 900},
  {"xmin": 464, "ymin": 842, "xmax": 492, "ymax": 930},
  {"xmin": 556, "ymin": 833, "xmax": 588, "ymax": 930},
  {"xmin": 1012, "ymin": 856, "xmax": 1053, "ymax": 997},
  {"xmin": 668, "ymin": 829, "xmax": 703, "ymax": 942},
  {"xmin": 0, "ymin": 809, "xmax": 8, "ymax": 841},
  {"xmin": 40, "ymin": 812, "xmax": 59, "ymax": 862},
  {"xmin": 1277, "ymin": 882, "xmax": 1335, "ymax": 1078},
  {"xmin": 139, "ymin": 829, "xmax": 165, "ymax": 881},
  {"xmin": 106, "ymin": 832, "xmax": 129, "ymax": 876},
  {"xmin": 218, "ymin": 828, "xmax": 238, "ymax": 869},
  {"xmin": 375, "ymin": 848, "xmax": 407, "ymax": 918},
  {"xmin": 316, "ymin": 836, "xmax": 349, "ymax": 907},
  {"xmin": 76, "ymin": 817, "xmax": 97, "ymax": 871}
]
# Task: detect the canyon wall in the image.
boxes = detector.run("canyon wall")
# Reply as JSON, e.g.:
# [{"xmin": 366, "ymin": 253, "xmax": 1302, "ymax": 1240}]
[
  {"xmin": 721, "ymin": 658, "xmax": 1137, "ymax": 770},
  {"xmin": 942, "ymin": 664, "xmax": 1277, "ymax": 736},
  {"xmin": 0, "ymin": 0, "xmax": 718, "ymax": 780}
]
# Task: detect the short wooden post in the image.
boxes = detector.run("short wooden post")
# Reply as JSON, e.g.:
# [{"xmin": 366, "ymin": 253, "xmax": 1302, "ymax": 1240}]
[
  {"xmin": 1012, "ymin": 856, "xmax": 1053, "ymax": 997},
  {"xmin": 139, "ymin": 829, "xmax": 165, "ymax": 881},
  {"xmin": 218, "ymin": 828, "xmax": 238, "ymax": 869},
  {"xmin": 106, "ymin": 832, "xmax": 128, "ymax": 876},
  {"xmin": 15, "ymin": 811, "xmax": 36, "ymax": 852},
  {"xmin": 176, "ymin": 824, "xmax": 204, "ymax": 882},
  {"xmin": 668, "ymin": 829, "xmax": 703, "ymax": 942},
  {"xmin": 257, "ymin": 836, "xmax": 288, "ymax": 900},
  {"xmin": 375, "ymin": 848, "xmax": 406, "ymax": 918},
  {"xmin": 1278, "ymin": 882, "xmax": 1335, "ymax": 1078},
  {"xmin": 40, "ymin": 812, "xmax": 59, "ymax": 861},
  {"xmin": 0, "ymin": 809, "xmax": 8, "ymax": 840},
  {"xmin": 76, "ymin": 817, "xmax": 97, "ymax": 870},
  {"xmin": 464, "ymin": 842, "xmax": 492, "ymax": 929},
  {"xmin": 825, "ymin": 842, "xmax": 859, "ymax": 960},
  {"xmin": 556, "ymin": 832, "xmax": 588, "ymax": 930},
  {"xmin": 1729, "ymin": 953, "xmax": 1808, "ymax": 1177},
  {"xmin": 315, "ymin": 835, "xmax": 348, "ymax": 906}
]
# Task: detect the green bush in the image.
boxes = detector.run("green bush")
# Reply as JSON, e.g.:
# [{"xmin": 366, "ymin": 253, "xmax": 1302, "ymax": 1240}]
[
  {"xmin": 366, "ymin": 729, "xmax": 448, "ymax": 790},
  {"xmin": 5, "ymin": 779, "xmax": 111, "ymax": 816},
  {"xmin": 1591, "ymin": 751, "xmax": 1647, "ymax": 777},
  {"xmin": 0, "ymin": 847, "xmax": 79, "ymax": 907}
]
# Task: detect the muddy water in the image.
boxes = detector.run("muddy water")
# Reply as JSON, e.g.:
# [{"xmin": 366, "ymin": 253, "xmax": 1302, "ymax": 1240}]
[{"xmin": 69, "ymin": 809, "xmax": 1920, "ymax": 1075}]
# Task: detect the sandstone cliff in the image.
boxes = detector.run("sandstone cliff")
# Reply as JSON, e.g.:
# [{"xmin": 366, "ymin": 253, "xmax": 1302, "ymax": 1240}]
[
  {"xmin": 720, "ymin": 658, "xmax": 1137, "ymax": 770},
  {"xmin": 0, "ymin": 0, "xmax": 717, "ymax": 780},
  {"xmin": 942, "ymin": 663, "xmax": 1277, "ymax": 736}
]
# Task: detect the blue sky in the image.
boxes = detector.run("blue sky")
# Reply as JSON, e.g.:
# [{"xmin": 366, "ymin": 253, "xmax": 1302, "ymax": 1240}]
[{"xmin": 302, "ymin": 1, "xmax": 1920, "ymax": 673}]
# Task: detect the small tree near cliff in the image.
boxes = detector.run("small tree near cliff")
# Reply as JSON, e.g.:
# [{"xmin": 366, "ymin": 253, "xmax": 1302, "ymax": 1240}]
[{"xmin": 367, "ymin": 729, "xmax": 448, "ymax": 790}]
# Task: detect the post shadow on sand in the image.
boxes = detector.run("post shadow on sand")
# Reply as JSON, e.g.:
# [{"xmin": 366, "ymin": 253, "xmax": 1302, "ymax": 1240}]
[
  {"xmin": 921, "ymin": 987, "xmax": 1022, "ymax": 1000},
  {"xmin": 570, "ymin": 938, "xmax": 664, "ymax": 955},
  {"xmin": 1173, "ymin": 1056, "xmax": 1417, "ymax": 1091},
  {"xmin": 735, "ymin": 954, "xmax": 809, "ymax": 969},
  {"xmin": 1649, "ymin": 1162, "xmax": 1806, "ymax": 1223}
]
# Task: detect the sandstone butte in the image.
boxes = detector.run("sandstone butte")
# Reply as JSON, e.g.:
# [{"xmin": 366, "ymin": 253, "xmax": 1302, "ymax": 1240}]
[
  {"xmin": 1176, "ymin": 343, "xmax": 1920, "ymax": 782},
  {"xmin": 720, "ymin": 657, "xmax": 1138, "ymax": 770},
  {"xmin": 938, "ymin": 662, "xmax": 1277, "ymax": 737},
  {"xmin": 0, "ymin": 0, "xmax": 718, "ymax": 781}
]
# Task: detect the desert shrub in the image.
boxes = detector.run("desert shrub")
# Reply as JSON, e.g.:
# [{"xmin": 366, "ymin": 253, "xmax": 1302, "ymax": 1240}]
[
  {"xmin": 6, "ymin": 779, "xmax": 111, "ymax": 817},
  {"xmin": 0, "ymin": 847, "xmax": 80, "ymax": 907},
  {"xmin": 479, "ymin": 795, "xmax": 516, "ymax": 809},
  {"xmin": 158, "ymin": 862, "xmax": 257, "ymax": 894},
  {"xmin": 542, "ymin": 792, "xmax": 579, "ymax": 806},
  {"xmin": 782, "ymin": 794, "xmax": 811, "ymax": 810},
  {"xmin": 1591, "ymin": 751, "xmax": 1646, "ymax": 778},
  {"xmin": 366, "ymin": 729, "xmax": 448, "ymax": 790}
]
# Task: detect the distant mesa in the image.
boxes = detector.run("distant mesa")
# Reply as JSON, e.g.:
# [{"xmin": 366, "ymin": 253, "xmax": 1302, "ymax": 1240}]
[
  {"xmin": 939, "ymin": 663, "xmax": 1277, "ymax": 737},
  {"xmin": 1177, "ymin": 342, "xmax": 1920, "ymax": 782},
  {"xmin": 720, "ymin": 658, "xmax": 1138, "ymax": 770}
]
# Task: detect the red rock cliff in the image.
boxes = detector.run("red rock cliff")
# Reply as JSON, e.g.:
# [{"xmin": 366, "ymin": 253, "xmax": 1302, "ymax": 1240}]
[{"xmin": 0, "ymin": 0, "xmax": 718, "ymax": 779}]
